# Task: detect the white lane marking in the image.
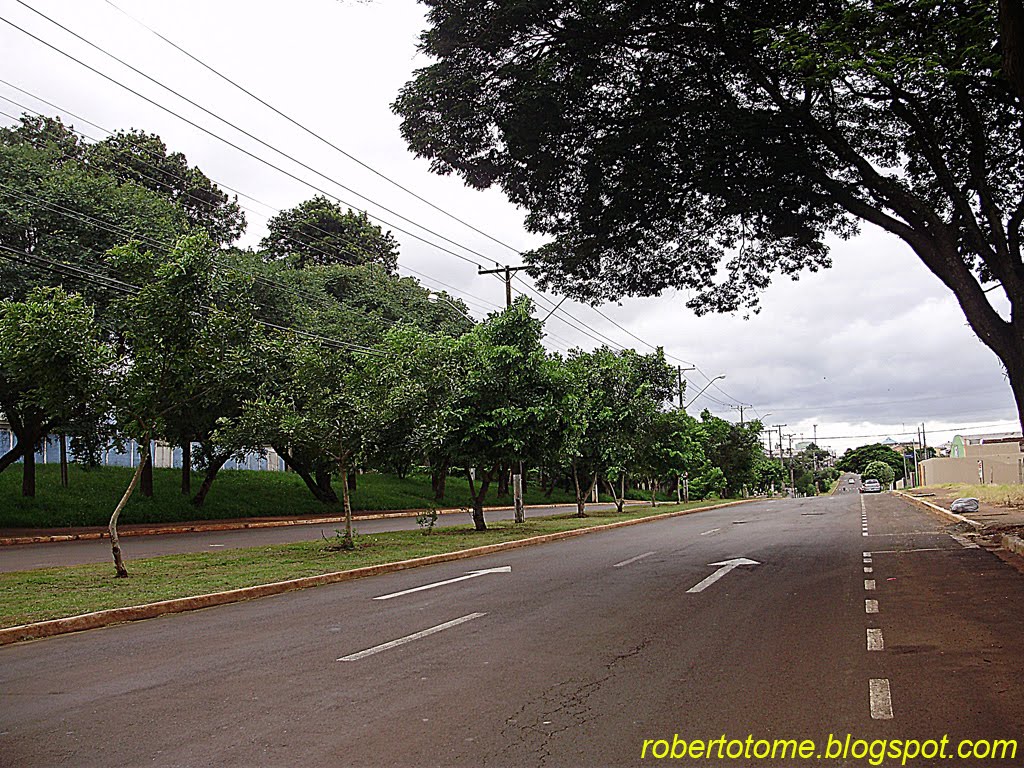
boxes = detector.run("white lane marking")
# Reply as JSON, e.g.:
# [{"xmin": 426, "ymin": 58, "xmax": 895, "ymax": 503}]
[
  {"xmin": 208, "ymin": 544, "xmax": 225, "ymax": 548},
  {"xmin": 865, "ymin": 579, "xmax": 876, "ymax": 590},
  {"xmin": 949, "ymin": 533, "xmax": 980, "ymax": 549},
  {"xmin": 869, "ymin": 547, "xmax": 947, "ymax": 554},
  {"xmin": 867, "ymin": 628, "xmax": 884, "ymax": 651},
  {"xmin": 613, "ymin": 551, "xmax": 656, "ymax": 568},
  {"xmin": 863, "ymin": 551, "xmax": 872, "ymax": 557},
  {"xmin": 865, "ymin": 599, "xmax": 879, "ymax": 614},
  {"xmin": 372, "ymin": 567, "xmax": 511, "ymax": 601},
  {"xmin": 338, "ymin": 613, "xmax": 486, "ymax": 661},
  {"xmin": 863, "ymin": 532, "xmax": 869, "ymax": 537},
  {"xmin": 869, "ymin": 679, "xmax": 894, "ymax": 719},
  {"xmin": 686, "ymin": 558, "xmax": 761, "ymax": 593},
  {"xmin": 864, "ymin": 566, "xmax": 873, "ymax": 573},
  {"xmin": 699, "ymin": 528, "xmax": 721, "ymax": 536},
  {"xmin": 860, "ymin": 496, "xmax": 866, "ymax": 513}
]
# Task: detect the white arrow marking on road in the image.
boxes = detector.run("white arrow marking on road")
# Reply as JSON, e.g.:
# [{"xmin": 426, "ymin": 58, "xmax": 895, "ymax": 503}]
[
  {"xmin": 372, "ymin": 567, "xmax": 511, "ymax": 601},
  {"xmin": 686, "ymin": 558, "xmax": 761, "ymax": 593}
]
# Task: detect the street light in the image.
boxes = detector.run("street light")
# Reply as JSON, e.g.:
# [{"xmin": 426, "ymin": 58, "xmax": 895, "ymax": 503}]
[{"xmin": 683, "ymin": 375, "xmax": 726, "ymax": 408}]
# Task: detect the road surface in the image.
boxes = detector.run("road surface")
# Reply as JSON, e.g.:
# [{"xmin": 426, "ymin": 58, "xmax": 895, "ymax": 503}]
[
  {"xmin": 2, "ymin": 490, "xmax": 1023, "ymax": 766},
  {"xmin": 0, "ymin": 502, "xmax": 621, "ymax": 572}
]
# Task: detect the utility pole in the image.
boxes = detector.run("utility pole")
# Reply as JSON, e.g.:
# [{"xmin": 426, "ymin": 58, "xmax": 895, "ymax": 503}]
[
  {"xmin": 729, "ymin": 403, "xmax": 747, "ymax": 425},
  {"xmin": 920, "ymin": 422, "xmax": 928, "ymax": 459},
  {"xmin": 772, "ymin": 424, "xmax": 787, "ymax": 472},
  {"xmin": 913, "ymin": 425, "xmax": 921, "ymax": 488},
  {"xmin": 785, "ymin": 433, "xmax": 796, "ymax": 494},
  {"xmin": 479, "ymin": 264, "xmax": 530, "ymax": 522}
]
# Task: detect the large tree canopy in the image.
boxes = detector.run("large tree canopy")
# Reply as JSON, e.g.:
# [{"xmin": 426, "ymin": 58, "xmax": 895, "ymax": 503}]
[{"xmin": 395, "ymin": 0, "xmax": 1024, "ymax": 428}]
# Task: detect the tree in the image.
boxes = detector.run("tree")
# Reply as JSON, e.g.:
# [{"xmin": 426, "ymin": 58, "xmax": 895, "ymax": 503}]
[
  {"xmin": 561, "ymin": 346, "xmax": 677, "ymax": 515},
  {"xmin": 0, "ymin": 287, "xmax": 111, "ymax": 496},
  {"xmin": 261, "ymin": 196, "xmax": 399, "ymax": 272},
  {"xmin": 838, "ymin": 443, "xmax": 906, "ymax": 481},
  {"xmin": 87, "ymin": 130, "xmax": 245, "ymax": 246},
  {"xmin": 699, "ymin": 412, "xmax": 765, "ymax": 497},
  {"xmin": 447, "ymin": 298, "xmax": 565, "ymax": 530},
  {"xmin": 863, "ymin": 460, "xmax": 896, "ymax": 488},
  {"xmin": 0, "ymin": 115, "xmax": 185, "ymax": 304},
  {"xmin": 635, "ymin": 409, "xmax": 707, "ymax": 507},
  {"xmin": 395, "ymin": 1, "xmax": 1024, "ymax": 433}
]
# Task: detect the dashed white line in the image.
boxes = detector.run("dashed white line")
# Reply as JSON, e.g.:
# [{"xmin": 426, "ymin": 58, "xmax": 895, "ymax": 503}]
[
  {"xmin": 337, "ymin": 613, "xmax": 486, "ymax": 661},
  {"xmin": 863, "ymin": 551, "xmax": 872, "ymax": 557},
  {"xmin": 865, "ymin": 579, "xmax": 876, "ymax": 590},
  {"xmin": 865, "ymin": 599, "xmax": 879, "ymax": 614},
  {"xmin": 699, "ymin": 528, "xmax": 721, "ymax": 536},
  {"xmin": 869, "ymin": 679, "xmax": 894, "ymax": 719},
  {"xmin": 867, "ymin": 628, "xmax": 884, "ymax": 651},
  {"xmin": 613, "ymin": 551, "xmax": 657, "ymax": 568},
  {"xmin": 864, "ymin": 566, "xmax": 873, "ymax": 573}
]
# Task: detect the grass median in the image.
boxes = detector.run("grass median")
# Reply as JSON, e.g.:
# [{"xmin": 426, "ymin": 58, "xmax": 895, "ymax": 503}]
[{"xmin": 0, "ymin": 501, "xmax": 719, "ymax": 628}]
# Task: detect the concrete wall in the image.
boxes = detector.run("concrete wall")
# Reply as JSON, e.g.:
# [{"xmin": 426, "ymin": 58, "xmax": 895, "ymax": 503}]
[
  {"xmin": 919, "ymin": 455, "xmax": 1024, "ymax": 485},
  {"xmin": 967, "ymin": 442, "xmax": 1023, "ymax": 457}
]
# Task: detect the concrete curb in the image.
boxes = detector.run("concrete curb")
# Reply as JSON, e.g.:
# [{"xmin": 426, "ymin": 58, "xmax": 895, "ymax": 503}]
[
  {"xmin": 0, "ymin": 501, "xmax": 647, "ymax": 546},
  {"xmin": 0, "ymin": 498, "xmax": 756, "ymax": 646},
  {"xmin": 892, "ymin": 490, "xmax": 985, "ymax": 529},
  {"xmin": 1002, "ymin": 533, "xmax": 1024, "ymax": 558}
]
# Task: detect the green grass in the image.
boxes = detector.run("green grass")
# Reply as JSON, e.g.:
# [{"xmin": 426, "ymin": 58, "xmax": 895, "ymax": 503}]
[
  {"xmin": 0, "ymin": 464, "xmax": 590, "ymax": 529},
  {"xmin": 927, "ymin": 482, "xmax": 1024, "ymax": 509},
  {"xmin": 0, "ymin": 501, "xmax": 721, "ymax": 627}
]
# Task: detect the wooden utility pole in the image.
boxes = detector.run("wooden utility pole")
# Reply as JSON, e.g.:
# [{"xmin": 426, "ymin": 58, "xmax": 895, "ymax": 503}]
[
  {"xmin": 479, "ymin": 264, "xmax": 529, "ymax": 522},
  {"xmin": 676, "ymin": 366, "xmax": 695, "ymax": 408}
]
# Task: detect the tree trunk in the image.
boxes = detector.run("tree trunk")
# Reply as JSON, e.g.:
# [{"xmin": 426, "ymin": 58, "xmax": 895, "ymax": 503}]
[
  {"xmin": 431, "ymin": 458, "xmax": 449, "ymax": 501},
  {"xmin": 347, "ymin": 470, "xmax": 357, "ymax": 491},
  {"xmin": 191, "ymin": 453, "xmax": 230, "ymax": 507},
  {"xmin": 0, "ymin": 438, "xmax": 26, "ymax": 474},
  {"xmin": 603, "ymin": 477, "xmax": 625, "ymax": 514},
  {"xmin": 466, "ymin": 468, "xmax": 491, "ymax": 531},
  {"xmin": 110, "ymin": 439, "xmax": 148, "ymax": 578},
  {"xmin": 21, "ymin": 438, "xmax": 36, "ymax": 498},
  {"xmin": 140, "ymin": 443, "xmax": 153, "ymax": 498},
  {"xmin": 497, "ymin": 466, "xmax": 510, "ymax": 497},
  {"xmin": 181, "ymin": 438, "xmax": 192, "ymax": 495},
  {"xmin": 651, "ymin": 479, "xmax": 658, "ymax": 508},
  {"xmin": 59, "ymin": 432, "xmax": 69, "ymax": 488},
  {"xmin": 340, "ymin": 463, "xmax": 354, "ymax": 547},
  {"xmin": 278, "ymin": 449, "xmax": 338, "ymax": 504},
  {"xmin": 315, "ymin": 467, "xmax": 340, "ymax": 504},
  {"xmin": 572, "ymin": 460, "xmax": 587, "ymax": 518}
]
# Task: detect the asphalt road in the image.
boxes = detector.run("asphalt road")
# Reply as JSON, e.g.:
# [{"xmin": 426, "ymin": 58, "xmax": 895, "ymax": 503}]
[
  {"xmin": 0, "ymin": 503, "xmax": 621, "ymax": 572},
  {"xmin": 2, "ymin": 487, "xmax": 1023, "ymax": 767}
]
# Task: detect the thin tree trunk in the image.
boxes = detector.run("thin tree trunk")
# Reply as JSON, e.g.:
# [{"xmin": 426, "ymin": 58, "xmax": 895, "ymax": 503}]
[
  {"xmin": 140, "ymin": 443, "xmax": 153, "ymax": 498},
  {"xmin": 431, "ymin": 457, "xmax": 449, "ymax": 501},
  {"xmin": 191, "ymin": 453, "xmax": 230, "ymax": 507},
  {"xmin": 110, "ymin": 439, "xmax": 148, "ymax": 578},
  {"xmin": 466, "ymin": 468, "xmax": 491, "ymax": 531},
  {"xmin": 347, "ymin": 470, "xmax": 357, "ymax": 491},
  {"xmin": 315, "ymin": 468, "xmax": 340, "ymax": 504},
  {"xmin": 59, "ymin": 432, "xmax": 69, "ymax": 488},
  {"xmin": 181, "ymin": 438, "xmax": 192, "ymax": 495},
  {"xmin": 340, "ymin": 463, "xmax": 354, "ymax": 547},
  {"xmin": 651, "ymin": 479, "xmax": 658, "ymax": 508},
  {"xmin": 572, "ymin": 460, "xmax": 587, "ymax": 518},
  {"xmin": 603, "ymin": 477, "xmax": 625, "ymax": 514},
  {"xmin": 21, "ymin": 439, "xmax": 36, "ymax": 498},
  {"xmin": 497, "ymin": 465, "xmax": 510, "ymax": 497}
]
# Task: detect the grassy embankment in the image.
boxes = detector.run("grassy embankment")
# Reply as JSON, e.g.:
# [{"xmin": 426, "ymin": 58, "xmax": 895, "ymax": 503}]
[
  {"xmin": 0, "ymin": 464, "xmax": 614, "ymax": 529},
  {"xmin": 927, "ymin": 482, "xmax": 1024, "ymax": 509},
  {"xmin": 0, "ymin": 501, "xmax": 722, "ymax": 628}
]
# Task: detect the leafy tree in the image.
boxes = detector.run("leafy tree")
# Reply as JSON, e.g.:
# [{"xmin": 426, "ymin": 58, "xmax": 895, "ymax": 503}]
[
  {"xmin": 561, "ymin": 346, "xmax": 676, "ymax": 515},
  {"xmin": 0, "ymin": 287, "xmax": 111, "ymax": 496},
  {"xmin": 395, "ymin": 1, "xmax": 1024, "ymax": 431},
  {"xmin": 87, "ymin": 130, "xmax": 245, "ymax": 246},
  {"xmin": 106, "ymin": 234, "xmax": 248, "ymax": 575},
  {"xmin": 261, "ymin": 196, "xmax": 399, "ymax": 271},
  {"xmin": 635, "ymin": 408, "xmax": 707, "ymax": 506},
  {"xmin": 0, "ymin": 115, "xmax": 185, "ymax": 304},
  {"xmin": 699, "ymin": 413, "xmax": 765, "ymax": 497},
  {"xmin": 447, "ymin": 298, "xmax": 565, "ymax": 530},
  {"xmin": 838, "ymin": 443, "xmax": 905, "ymax": 481},
  {"xmin": 863, "ymin": 460, "xmax": 896, "ymax": 488}
]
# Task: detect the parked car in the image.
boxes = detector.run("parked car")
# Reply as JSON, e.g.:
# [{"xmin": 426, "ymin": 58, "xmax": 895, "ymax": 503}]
[
  {"xmin": 848, "ymin": 478, "xmax": 856, "ymax": 484},
  {"xmin": 861, "ymin": 479, "xmax": 882, "ymax": 493}
]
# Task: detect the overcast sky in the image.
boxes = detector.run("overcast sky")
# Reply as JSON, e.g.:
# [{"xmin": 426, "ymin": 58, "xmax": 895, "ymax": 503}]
[{"xmin": 2, "ymin": 0, "xmax": 1019, "ymax": 453}]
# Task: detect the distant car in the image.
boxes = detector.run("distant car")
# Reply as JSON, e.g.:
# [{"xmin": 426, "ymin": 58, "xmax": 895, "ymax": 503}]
[
  {"xmin": 848, "ymin": 478, "xmax": 856, "ymax": 484},
  {"xmin": 861, "ymin": 479, "xmax": 882, "ymax": 493}
]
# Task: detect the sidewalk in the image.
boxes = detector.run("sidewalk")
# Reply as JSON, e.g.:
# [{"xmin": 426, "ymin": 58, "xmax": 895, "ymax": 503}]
[{"xmin": 898, "ymin": 486, "xmax": 1024, "ymax": 533}]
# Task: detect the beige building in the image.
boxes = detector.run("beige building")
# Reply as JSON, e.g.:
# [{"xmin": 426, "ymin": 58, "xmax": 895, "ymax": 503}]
[{"xmin": 919, "ymin": 431, "xmax": 1024, "ymax": 485}]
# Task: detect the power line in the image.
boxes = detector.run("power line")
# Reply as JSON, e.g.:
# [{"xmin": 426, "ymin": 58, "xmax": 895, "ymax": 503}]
[{"xmin": 101, "ymin": 0, "xmax": 525, "ymax": 257}]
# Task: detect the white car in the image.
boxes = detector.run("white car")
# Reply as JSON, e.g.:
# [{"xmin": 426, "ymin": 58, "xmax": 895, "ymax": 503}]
[{"xmin": 861, "ymin": 479, "xmax": 882, "ymax": 493}]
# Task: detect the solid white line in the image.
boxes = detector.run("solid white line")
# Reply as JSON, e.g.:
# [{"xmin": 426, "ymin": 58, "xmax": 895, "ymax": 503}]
[
  {"xmin": 338, "ymin": 613, "xmax": 486, "ymax": 661},
  {"xmin": 865, "ymin": 599, "xmax": 879, "ymax": 614},
  {"xmin": 867, "ymin": 628, "xmax": 884, "ymax": 651},
  {"xmin": 699, "ymin": 528, "xmax": 721, "ymax": 536},
  {"xmin": 864, "ymin": 566, "xmax": 873, "ymax": 573},
  {"xmin": 865, "ymin": 579, "xmax": 876, "ymax": 590},
  {"xmin": 614, "ymin": 551, "xmax": 656, "ymax": 568},
  {"xmin": 870, "ymin": 679, "xmax": 894, "ymax": 719}
]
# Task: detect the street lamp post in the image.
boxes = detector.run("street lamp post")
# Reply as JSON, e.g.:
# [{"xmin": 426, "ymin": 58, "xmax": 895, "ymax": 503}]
[{"xmin": 682, "ymin": 375, "xmax": 726, "ymax": 408}]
